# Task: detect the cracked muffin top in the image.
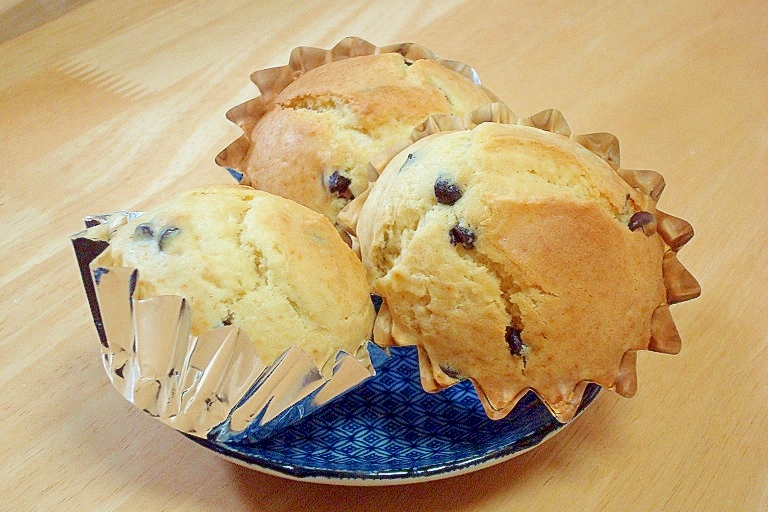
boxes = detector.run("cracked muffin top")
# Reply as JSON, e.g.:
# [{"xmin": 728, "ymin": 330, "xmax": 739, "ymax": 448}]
[
  {"xmin": 351, "ymin": 121, "xmax": 697, "ymax": 422},
  {"xmin": 230, "ymin": 52, "xmax": 495, "ymax": 228},
  {"xmin": 91, "ymin": 184, "xmax": 375, "ymax": 367}
]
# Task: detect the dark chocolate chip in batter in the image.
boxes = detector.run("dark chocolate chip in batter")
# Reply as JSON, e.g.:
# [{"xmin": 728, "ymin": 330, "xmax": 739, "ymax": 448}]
[
  {"xmin": 328, "ymin": 170, "xmax": 354, "ymax": 200},
  {"xmin": 449, "ymin": 223, "xmax": 475, "ymax": 249},
  {"xmin": 398, "ymin": 153, "xmax": 416, "ymax": 173},
  {"xmin": 439, "ymin": 363, "xmax": 462, "ymax": 380},
  {"xmin": 157, "ymin": 226, "xmax": 180, "ymax": 251},
  {"xmin": 134, "ymin": 223, "xmax": 154, "ymax": 239},
  {"xmin": 434, "ymin": 177, "xmax": 463, "ymax": 205},
  {"xmin": 505, "ymin": 326, "xmax": 525, "ymax": 357},
  {"xmin": 628, "ymin": 211, "xmax": 656, "ymax": 233}
]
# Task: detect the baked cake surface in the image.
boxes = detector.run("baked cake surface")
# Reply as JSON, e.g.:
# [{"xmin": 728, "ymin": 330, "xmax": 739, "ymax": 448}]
[
  {"xmin": 238, "ymin": 53, "xmax": 495, "ymax": 226},
  {"xmin": 354, "ymin": 122, "xmax": 678, "ymax": 421},
  {"xmin": 93, "ymin": 184, "xmax": 375, "ymax": 366}
]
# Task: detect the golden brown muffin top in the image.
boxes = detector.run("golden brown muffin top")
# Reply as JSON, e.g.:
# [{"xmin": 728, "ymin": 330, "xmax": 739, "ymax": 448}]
[
  {"xmin": 228, "ymin": 52, "xmax": 496, "ymax": 226},
  {"xmin": 353, "ymin": 121, "xmax": 698, "ymax": 422}
]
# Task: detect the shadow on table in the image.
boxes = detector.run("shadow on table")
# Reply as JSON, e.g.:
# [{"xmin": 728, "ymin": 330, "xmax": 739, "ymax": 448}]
[{"xmin": 0, "ymin": 0, "xmax": 91, "ymax": 43}]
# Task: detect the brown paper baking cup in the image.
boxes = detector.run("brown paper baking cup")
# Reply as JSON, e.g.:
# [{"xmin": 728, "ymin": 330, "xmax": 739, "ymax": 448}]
[
  {"xmin": 71, "ymin": 213, "xmax": 383, "ymax": 443},
  {"xmin": 339, "ymin": 102, "xmax": 701, "ymax": 423},
  {"xmin": 215, "ymin": 36, "xmax": 501, "ymax": 186}
]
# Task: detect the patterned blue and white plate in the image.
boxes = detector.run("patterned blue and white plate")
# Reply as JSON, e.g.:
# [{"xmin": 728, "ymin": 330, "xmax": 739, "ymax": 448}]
[{"xmin": 190, "ymin": 346, "xmax": 600, "ymax": 485}]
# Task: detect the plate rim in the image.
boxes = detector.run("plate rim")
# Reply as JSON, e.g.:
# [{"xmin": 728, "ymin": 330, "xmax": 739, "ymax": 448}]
[
  {"xmin": 190, "ymin": 426, "xmax": 560, "ymax": 486},
  {"xmin": 186, "ymin": 381, "xmax": 601, "ymax": 486}
]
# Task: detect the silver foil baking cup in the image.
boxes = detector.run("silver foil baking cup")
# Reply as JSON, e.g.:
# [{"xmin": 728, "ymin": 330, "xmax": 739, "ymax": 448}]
[{"xmin": 71, "ymin": 212, "xmax": 386, "ymax": 443}]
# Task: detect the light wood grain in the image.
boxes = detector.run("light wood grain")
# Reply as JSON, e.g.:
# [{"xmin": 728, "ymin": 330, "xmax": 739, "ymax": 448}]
[{"xmin": 1, "ymin": 0, "xmax": 766, "ymax": 510}]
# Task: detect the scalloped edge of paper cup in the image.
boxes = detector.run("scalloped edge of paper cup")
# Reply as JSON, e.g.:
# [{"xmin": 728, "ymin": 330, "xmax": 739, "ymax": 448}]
[
  {"xmin": 338, "ymin": 102, "xmax": 700, "ymax": 423},
  {"xmin": 214, "ymin": 36, "xmax": 501, "ymax": 186}
]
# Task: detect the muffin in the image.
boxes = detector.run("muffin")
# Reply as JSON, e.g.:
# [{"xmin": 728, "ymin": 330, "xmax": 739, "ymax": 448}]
[
  {"xmin": 216, "ymin": 37, "xmax": 498, "ymax": 229},
  {"xmin": 91, "ymin": 184, "xmax": 375, "ymax": 368},
  {"xmin": 347, "ymin": 108, "xmax": 700, "ymax": 422}
]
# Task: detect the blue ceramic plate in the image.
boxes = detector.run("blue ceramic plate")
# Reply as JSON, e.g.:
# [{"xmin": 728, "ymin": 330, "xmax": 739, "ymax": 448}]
[{"xmin": 190, "ymin": 346, "xmax": 600, "ymax": 485}]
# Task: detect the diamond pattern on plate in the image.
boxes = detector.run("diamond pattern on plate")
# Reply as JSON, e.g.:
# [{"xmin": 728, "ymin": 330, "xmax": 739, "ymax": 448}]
[{"xmin": 193, "ymin": 346, "xmax": 599, "ymax": 481}]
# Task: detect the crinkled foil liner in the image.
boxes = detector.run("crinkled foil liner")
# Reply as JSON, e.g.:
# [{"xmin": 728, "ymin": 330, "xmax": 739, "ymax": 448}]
[
  {"xmin": 215, "ymin": 35, "xmax": 502, "ymax": 184},
  {"xmin": 339, "ymin": 102, "xmax": 701, "ymax": 423},
  {"xmin": 71, "ymin": 212, "xmax": 387, "ymax": 444}
]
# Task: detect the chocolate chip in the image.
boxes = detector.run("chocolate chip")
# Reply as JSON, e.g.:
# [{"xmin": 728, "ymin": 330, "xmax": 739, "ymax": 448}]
[
  {"xmin": 628, "ymin": 211, "xmax": 656, "ymax": 234},
  {"xmin": 439, "ymin": 363, "xmax": 462, "ymax": 379},
  {"xmin": 328, "ymin": 170, "xmax": 354, "ymax": 200},
  {"xmin": 157, "ymin": 226, "xmax": 180, "ymax": 251},
  {"xmin": 134, "ymin": 223, "xmax": 153, "ymax": 238},
  {"xmin": 221, "ymin": 311, "xmax": 234, "ymax": 326},
  {"xmin": 399, "ymin": 153, "xmax": 416, "ymax": 173},
  {"xmin": 434, "ymin": 177, "xmax": 463, "ymax": 205},
  {"xmin": 505, "ymin": 326, "xmax": 525, "ymax": 357},
  {"xmin": 449, "ymin": 223, "xmax": 475, "ymax": 249}
]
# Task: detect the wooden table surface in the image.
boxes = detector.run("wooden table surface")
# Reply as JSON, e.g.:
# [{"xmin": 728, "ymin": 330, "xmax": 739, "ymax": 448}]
[{"xmin": 2, "ymin": 1, "xmax": 766, "ymax": 510}]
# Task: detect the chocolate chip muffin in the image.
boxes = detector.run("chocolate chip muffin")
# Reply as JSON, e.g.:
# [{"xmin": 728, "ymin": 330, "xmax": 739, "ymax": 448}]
[
  {"xmin": 216, "ymin": 40, "xmax": 497, "ymax": 229},
  {"xmin": 91, "ymin": 184, "xmax": 375, "ymax": 367},
  {"xmin": 350, "ymin": 118, "xmax": 699, "ymax": 422}
]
